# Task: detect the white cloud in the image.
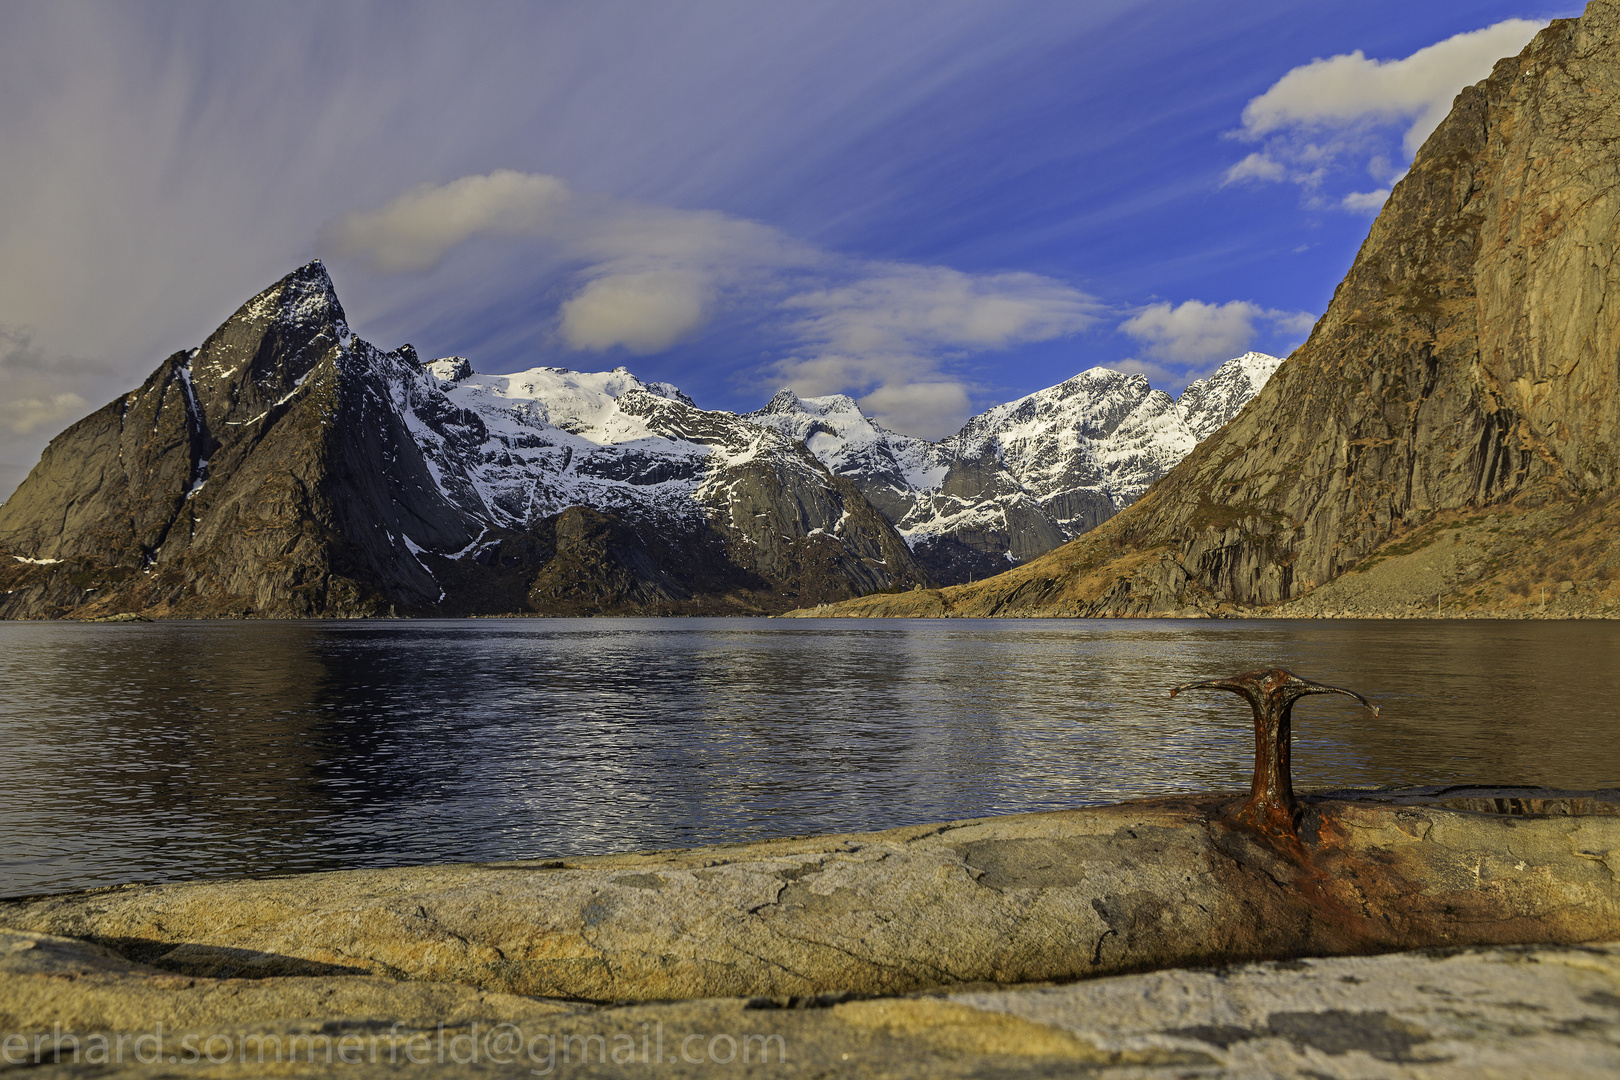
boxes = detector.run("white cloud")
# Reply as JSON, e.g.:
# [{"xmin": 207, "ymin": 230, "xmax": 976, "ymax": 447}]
[
  {"xmin": 1341, "ymin": 189, "xmax": 1391, "ymax": 213},
  {"xmin": 325, "ymin": 171, "xmax": 572, "ymax": 273},
  {"xmin": 329, "ymin": 172, "xmax": 1098, "ymax": 436},
  {"xmin": 783, "ymin": 266, "xmax": 1097, "ymax": 358},
  {"xmin": 1241, "ymin": 20, "xmax": 1542, "ymax": 154},
  {"xmin": 1119, "ymin": 299, "xmax": 1314, "ymax": 365},
  {"xmin": 0, "ymin": 328, "xmax": 109, "ymax": 434},
  {"xmin": 769, "ymin": 265, "xmax": 1098, "ymax": 437},
  {"xmin": 1227, "ymin": 19, "xmax": 1543, "ymax": 208},
  {"xmin": 1111, "ymin": 356, "xmax": 1187, "ymax": 387},
  {"xmin": 858, "ymin": 381, "xmax": 972, "ymax": 439},
  {"xmin": 1120, "ymin": 300, "xmax": 1260, "ymax": 363},
  {"xmin": 1223, "ymin": 152, "xmax": 1285, "ymax": 185},
  {"xmin": 1269, "ymin": 309, "xmax": 1319, "ymax": 337},
  {"xmin": 0, "ymin": 326, "xmax": 123, "ymax": 496},
  {"xmin": 560, "ymin": 271, "xmax": 711, "ymax": 353}
]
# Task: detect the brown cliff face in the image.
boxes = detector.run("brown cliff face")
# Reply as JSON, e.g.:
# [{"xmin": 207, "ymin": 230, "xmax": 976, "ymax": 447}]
[{"xmin": 805, "ymin": 3, "xmax": 1620, "ymax": 620}]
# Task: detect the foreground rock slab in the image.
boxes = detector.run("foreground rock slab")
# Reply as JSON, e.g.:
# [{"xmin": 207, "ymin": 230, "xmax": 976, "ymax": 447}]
[
  {"xmin": 2, "ymin": 927, "xmax": 1616, "ymax": 1077},
  {"xmin": 2, "ymin": 788, "xmax": 1616, "ymax": 1005}
]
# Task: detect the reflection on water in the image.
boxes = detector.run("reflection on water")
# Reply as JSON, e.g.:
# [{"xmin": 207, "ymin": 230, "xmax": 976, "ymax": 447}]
[{"xmin": 1, "ymin": 618, "xmax": 1616, "ymax": 896}]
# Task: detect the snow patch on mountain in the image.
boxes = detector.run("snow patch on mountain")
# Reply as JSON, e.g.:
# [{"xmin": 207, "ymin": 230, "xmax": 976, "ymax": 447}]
[{"xmin": 399, "ymin": 363, "xmax": 744, "ymax": 532}]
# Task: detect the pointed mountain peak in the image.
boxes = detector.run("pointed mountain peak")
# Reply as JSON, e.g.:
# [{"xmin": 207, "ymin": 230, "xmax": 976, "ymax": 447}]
[
  {"xmin": 227, "ymin": 260, "xmax": 347, "ymax": 339},
  {"xmin": 758, "ymin": 388, "xmax": 806, "ymax": 415},
  {"xmin": 188, "ymin": 262, "xmax": 352, "ymax": 410},
  {"xmin": 1175, "ymin": 352, "xmax": 1283, "ymax": 442}
]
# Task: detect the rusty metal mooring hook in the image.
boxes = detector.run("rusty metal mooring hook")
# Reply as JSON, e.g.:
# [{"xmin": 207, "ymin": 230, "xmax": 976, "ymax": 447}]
[{"xmin": 1170, "ymin": 669, "xmax": 1379, "ymax": 839}]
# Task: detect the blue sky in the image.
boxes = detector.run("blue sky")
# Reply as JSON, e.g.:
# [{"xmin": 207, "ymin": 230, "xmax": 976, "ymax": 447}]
[{"xmin": 0, "ymin": 1, "xmax": 1579, "ymax": 494}]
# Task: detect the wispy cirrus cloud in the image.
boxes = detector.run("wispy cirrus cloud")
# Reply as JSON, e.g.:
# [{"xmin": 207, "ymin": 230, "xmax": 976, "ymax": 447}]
[
  {"xmin": 1223, "ymin": 18, "xmax": 1543, "ymax": 213},
  {"xmin": 327, "ymin": 171, "xmax": 1099, "ymax": 437}
]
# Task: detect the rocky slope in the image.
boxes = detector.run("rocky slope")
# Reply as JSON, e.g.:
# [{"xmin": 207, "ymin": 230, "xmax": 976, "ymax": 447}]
[
  {"xmin": 749, "ymin": 353, "xmax": 1280, "ymax": 584},
  {"xmin": 0, "ymin": 263, "xmax": 927, "ymax": 618},
  {"xmin": 803, "ymin": 3, "xmax": 1620, "ymax": 620}
]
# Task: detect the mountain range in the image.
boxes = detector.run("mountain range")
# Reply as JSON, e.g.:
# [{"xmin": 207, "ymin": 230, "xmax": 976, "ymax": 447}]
[
  {"xmin": 0, "ymin": 265, "xmax": 1270, "ymax": 619},
  {"xmin": 746, "ymin": 352, "xmax": 1279, "ymax": 583}
]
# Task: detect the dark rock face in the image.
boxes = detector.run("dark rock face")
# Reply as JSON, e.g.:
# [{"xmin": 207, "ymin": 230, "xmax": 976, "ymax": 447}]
[{"xmin": 0, "ymin": 264, "xmax": 927, "ymax": 618}]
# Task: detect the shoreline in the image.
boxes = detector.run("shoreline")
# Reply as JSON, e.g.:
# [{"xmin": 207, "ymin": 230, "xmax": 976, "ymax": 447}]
[
  {"xmin": 3, "ymin": 787, "xmax": 1618, "ymax": 1075},
  {"xmin": 4, "ymin": 606, "xmax": 1617, "ymax": 622}
]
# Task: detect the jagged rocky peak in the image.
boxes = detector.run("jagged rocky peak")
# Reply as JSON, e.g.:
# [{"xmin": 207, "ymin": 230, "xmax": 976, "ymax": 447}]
[
  {"xmin": 1177, "ymin": 351, "xmax": 1285, "ymax": 441},
  {"xmin": 426, "ymin": 356, "xmax": 474, "ymax": 382},
  {"xmin": 186, "ymin": 259, "xmax": 351, "ymax": 422},
  {"xmin": 232, "ymin": 258, "xmax": 347, "ymax": 334},
  {"xmin": 746, "ymin": 389, "xmax": 930, "ymax": 464},
  {"xmin": 758, "ymin": 388, "xmax": 808, "ymax": 414}
]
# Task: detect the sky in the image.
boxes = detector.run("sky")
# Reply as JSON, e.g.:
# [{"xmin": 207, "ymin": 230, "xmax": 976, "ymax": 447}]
[{"xmin": 0, "ymin": 0, "xmax": 1581, "ymax": 497}]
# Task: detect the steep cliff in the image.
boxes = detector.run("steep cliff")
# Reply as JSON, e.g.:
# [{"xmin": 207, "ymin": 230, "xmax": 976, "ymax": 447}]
[{"xmin": 801, "ymin": 4, "xmax": 1620, "ymax": 619}]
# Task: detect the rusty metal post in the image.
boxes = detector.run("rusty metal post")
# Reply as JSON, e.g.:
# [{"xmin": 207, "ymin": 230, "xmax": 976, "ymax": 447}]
[{"xmin": 1171, "ymin": 668, "xmax": 1379, "ymax": 839}]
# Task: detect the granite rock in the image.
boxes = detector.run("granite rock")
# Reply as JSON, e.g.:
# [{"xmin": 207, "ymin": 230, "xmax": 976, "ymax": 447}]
[{"xmin": 3, "ymin": 789, "xmax": 1615, "ymax": 1005}]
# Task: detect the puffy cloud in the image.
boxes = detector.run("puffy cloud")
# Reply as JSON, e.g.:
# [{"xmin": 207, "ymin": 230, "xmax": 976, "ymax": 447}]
[
  {"xmin": 783, "ymin": 266, "xmax": 1097, "ymax": 358},
  {"xmin": 858, "ymin": 381, "xmax": 972, "ymax": 440},
  {"xmin": 0, "ymin": 326, "xmax": 123, "ymax": 496},
  {"xmin": 1227, "ymin": 19, "xmax": 1542, "ymax": 209},
  {"xmin": 325, "ymin": 171, "xmax": 572, "ymax": 273},
  {"xmin": 1111, "ymin": 356, "xmax": 1186, "ymax": 387},
  {"xmin": 0, "ymin": 328, "xmax": 109, "ymax": 434},
  {"xmin": 0, "ymin": 390, "xmax": 87, "ymax": 440},
  {"xmin": 1119, "ymin": 299, "xmax": 1314, "ymax": 365},
  {"xmin": 326, "ymin": 171, "xmax": 819, "ymax": 359},
  {"xmin": 1222, "ymin": 152, "xmax": 1285, "ymax": 185},
  {"xmin": 770, "ymin": 265, "xmax": 1098, "ymax": 437},
  {"xmin": 1341, "ymin": 188, "xmax": 1392, "ymax": 213},
  {"xmin": 1120, "ymin": 300, "xmax": 1258, "ymax": 363},
  {"xmin": 1269, "ymin": 309, "xmax": 1320, "ymax": 338},
  {"xmin": 560, "ymin": 271, "xmax": 711, "ymax": 353},
  {"xmin": 1240, "ymin": 20, "xmax": 1542, "ymax": 154}
]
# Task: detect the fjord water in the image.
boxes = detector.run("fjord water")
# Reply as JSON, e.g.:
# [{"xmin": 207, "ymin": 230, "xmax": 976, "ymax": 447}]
[{"xmin": 2, "ymin": 618, "xmax": 1616, "ymax": 897}]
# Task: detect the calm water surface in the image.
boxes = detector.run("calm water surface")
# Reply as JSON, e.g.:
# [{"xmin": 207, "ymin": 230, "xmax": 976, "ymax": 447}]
[{"xmin": 2, "ymin": 617, "xmax": 1617, "ymax": 896}]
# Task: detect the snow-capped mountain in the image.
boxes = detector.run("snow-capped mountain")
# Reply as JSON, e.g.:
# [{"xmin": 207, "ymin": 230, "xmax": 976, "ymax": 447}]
[
  {"xmin": 746, "ymin": 353, "xmax": 1282, "ymax": 583},
  {"xmin": 406, "ymin": 357, "xmax": 924, "ymax": 602},
  {"xmin": 0, "ymin": 263, "xmax": 925, "ymax": 619}
]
